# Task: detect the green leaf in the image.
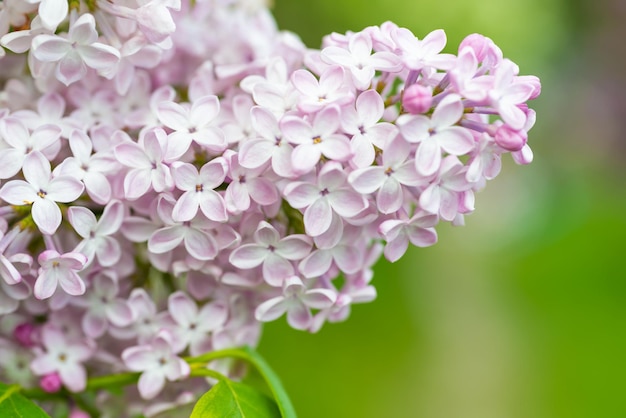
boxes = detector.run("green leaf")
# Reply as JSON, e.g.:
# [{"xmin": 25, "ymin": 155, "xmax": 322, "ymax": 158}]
[
  {"xmin": 0, "ymin": 383, "xmax": 50, "ymax": 418},
  {"xmin": 190, "ymin": 380, "xmax": 280, "ymax": 418}
]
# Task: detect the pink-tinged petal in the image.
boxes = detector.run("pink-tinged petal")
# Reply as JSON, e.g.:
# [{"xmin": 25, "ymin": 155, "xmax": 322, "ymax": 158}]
[
  {"xmin": 328, "ymin": 189, "xmax": 367, "ymax": 218},
  {"xmin": 0, "ymin": 257, "xmax": 21, "ymax": 285},
  {"xmin": 393, "ymin": 161, "xmax": 421, "ymax": 186},
  {"xmin": 193, "ymin": 127, "xmax": 226, "ymax": 152},
  {"xmin": 79, "ymin": 43, "xmax": 120, "ymax": 72},
  {"xmin": 59, "ymin": 364, "xmax": 87, "ymax": 392},
  {"xmin": 225, "ymin": 182, "xmax": 250, "ymax": 213},
  {"xmin": 32, "ymin": 198, "xmax": 62, "ymax": 235},
  {"xmin": 1, "ymin": 30, "xmax": 34, "ymax": 54},
  {"xmin": 34, "ymin": 268, "xmax": 59, "ymax": 299},
  {"xmin": 82, "ymin": 312, "xmax": 107, "ymax": 338},
  {"xmin": 255, "ymin": 296, "xmax": 287, "ymax": 322},
  {"xmin": 415, "ymin": 138, "xmax": 441, "ymax": 177},
  {"xmin": 281, "ymin": 117, "xmax": 312, "ymax": 145},
  {"xmin": 47, "ymin": 176, "xmax": 84, "ymax": 202},
  {"xmin": 122, "ymin": 346, "xmax": 154, "ymax": 370},
  {"xmin": 57, "ymin": 52, "xmax": 87, "ymax": 86},
  {"xmin": 432, "ymin": 94, "xmax": 463, "ymax": 128},
  {"xmin": 304, "ymin": 198, "xmax": 332, "ymax": 236},
  {"xmin": 106, "ymin": 299, "xmax": 133, "ymax": 327},
  {"xmin": 286, "ymin": 302, "xmax": 311, "ymax": 330},
  {"xmin": 383, "ymin": 136, "xmax": 411, "ymax": 167},
  {"xmin": 348, "ymin": 166, "xmax": 385, "ymax": 194},
  {"xmin": 350, "ymin": 134, "xmax": 376, "ymax": 168},
  {"xmin": 198, "ymin": 191, "xmax": 227, "ymax": 222},
  {"xmin": 272, "ymin": 142, "xmax": 295, "ymax": 178},
  {"xmin": 148, "ymin": 226, "xmax": 185, "ymax": 254},
  {"xmin": 172, "ymin": 190, "xmax": 201, "ymax": 222},
  {"xmin": 299, "ymin": 250, "xmax": 332, "ymax": 278},
  {"xmin": 407, "ymin": 226, "xmax": 437, "ymax": 247},
  {"xmin": 68, "ymin": 130, "xmax": 92, "ymax": 161},
  {"xmin": 356, "ymin": 90, "xmax": 384, "ymax": 127},
  {"xmin": 384, "ymin": 234, "xmax": 409, "ymax": 262},
  {"xmin": 498, "ymin": 103, "xmax": 527, "ymax": 131},
  {"xmin": 333, "ymin": 245, "xmax": 363, "ymax": 274},
  {"xmin": 419, "ymin": 184, "xmax": 440, "ymax": 214},
  {"xmin": 157, "ymin": 101, "xmax": 189, "ymax": 131},
  {"xmin": 142, "ymin": 130, "xmax": 164, "ymax": 163},
  {"xmin": 254, "ymin": 221, "xmax": 280, "ymax": 246},
  {"xmin": 321, "ymin": 46, "xmax": 352, "ymax": 67},
  {"xmin": 96, "ymin": 200, "xmax": 124, "ymax": 235},
  {"xmin": 437, "ymin": 127, "xmax": 475, "ymax": 156},
  {"xmin": 229, "ymin": 244, "xmax": 268, "ymax": 269},
  {"xmin": 312, "ymin": 213, "xmax": 343, "ymax": 249},
  {"xmin": 59, "ymin": 271, "xmax": 86, "ymax": 296},
  {"xmin": 122, "ymin": 217, "xmax": 158, "ymax": 242},
  {"xmin": 59, "ymin": 252, "xmax": 87, "ymax": 270},
  {"xmin": 283, "ymin": 182, "xmax": 319, "ymax": 208},
  {"xmin": 0, "ymin": 180, "xmax": 37, "ymax": 205},
  {"xmin": 172, "ymin": 162, "xmax": 199, "ymax": 191},
  {"xmin": 96, "ymin": 236, "xmax": 122, "ymax": 266},
  {"xmin": 313, "ymin": 105, "xmax": 341, "ymax": 137},
  {"xmin": 124, "ymin": 168, "xmax": 152, "ymax": 200},
  {"xmin": 291, "ymin": 143, "xmax": 321, "ymax": 173},
  {"xmin": 168, "ymin": 291, "xmax": 197, "ymax": 327},
  {"xmin": 39, "ymin": 0, "xmax": 68, "ymax": 31},
  {"xmin": 397, "ymin": 114, "xmax": 430, "ymax": 143},
  {"xmin": 67, "ymin": 206, "xmax": 97, "ymax": 238},
  {"xmin": 302, "ymin": 288, "xmax": 337, "ymax": 309},
  {"xmin": 239, "ymin": 139, "xmax": 273, "ymax": 169},
  {"xmin": 199, "ymin": 159, "xmax": 226, "ymax": 189},
  {"xmin": 190, "ymin": 95, "xmax": 219, "ymax": 127},
  {"xmin": 0, "ymin": 117, "xmax": 29, "ymax": 150},
  {"xmin": 291, "ymin": 69, "xmax": 319, "ymax": 97},
  {"xmin": 31, "ymin": 35, "xmax": 69, "ymax": 61},
  {"xmin": 0, "ymin": 149, "xmax": 23, "ymax": 179},
  {"xmin": 115, "ymin": 143, "xmax": 151, "ymax": 168},
  {"xmin": 275, "ymin": 235, "xmax": 312, "ymax": 260},
  {"xmin": 31, "ymin": 354, "xmax": 57, "ymax": 375},
  {"xmin": 138, "ymin": 369, "xmax": 165, "ymax": 400},
  {"xmin": 197, "ymin": 301, "xmax": 228, "ymax": 331},
  {"xmin": 439, "ymin": 190, "xmax": 458, "ymax": 221},
  {"xmin": 319, "ymin": 135, "xmax": 351, "ymax": 161},
  {"xmin": 247, "ymin": 178, "xmax": 279, "ymax": 206},
  {"xmin": 22, "ymin": 151, "xmax": 51, "ymax": 190},
  {"xmin": 377, "ymin": 178, "xmax": 403, "ymax": 214},
  {"xmin": 184, "ymin": 229, "xmax": 218, "ymax": 260}
]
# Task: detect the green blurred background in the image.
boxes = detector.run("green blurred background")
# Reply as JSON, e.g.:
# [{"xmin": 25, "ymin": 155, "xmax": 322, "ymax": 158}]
[{"xmin": 258, "ymin": 0, "xmax": 626, "ymax": 417}]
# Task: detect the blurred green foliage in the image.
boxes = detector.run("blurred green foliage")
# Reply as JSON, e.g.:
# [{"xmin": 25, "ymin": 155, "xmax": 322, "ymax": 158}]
[{"xmin": 258, "ymin": 1, "xmax": 626, "ymax": 417}]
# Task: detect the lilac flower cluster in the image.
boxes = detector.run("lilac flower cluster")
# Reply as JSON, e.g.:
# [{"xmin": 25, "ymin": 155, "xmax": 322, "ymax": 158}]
[{"xmin": 0, "ymin": 0, "xmax": 540, "ymax": 412}]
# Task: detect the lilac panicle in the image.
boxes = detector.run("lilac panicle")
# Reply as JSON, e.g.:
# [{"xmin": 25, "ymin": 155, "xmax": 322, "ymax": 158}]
[{"xmin": 0, "ymin": 0, "xmax": 540, "ymax": 413}]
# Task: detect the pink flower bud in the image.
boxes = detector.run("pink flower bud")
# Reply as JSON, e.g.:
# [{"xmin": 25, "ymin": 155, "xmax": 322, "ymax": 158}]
[
  {"xmin": 402, "ymin": 84, "xmax": 432, "ymax": 114},
  {"xmin": 40, "ymin": 372, "xmax": 62, "ymax": 393},
  {"xmin": 459, "ymin": 34, "xmax": 491, "ymax": 61},
  {"xmin": 70, "ymin": 409, "xmax": 91, "ymax": 418},
  {"xmin": 13, "ymin": 323, "xmax": 36, "ymax": 347},
  {"xmin": 495, "ymin": 125, "xmax": 527, "ymax": 151}
]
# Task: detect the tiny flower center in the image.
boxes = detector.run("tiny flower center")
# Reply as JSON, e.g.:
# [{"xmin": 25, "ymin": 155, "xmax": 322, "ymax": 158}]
[
  {"xmin": 196, "ymin": 184, "xmax": 204, "ymax": 192},
  {"xmin": 428, "ymin": 127, "xmax": 437, "ymax": 135},
  {"xmin": 312, "ymin": 136, "xmax": 322, "ymax": 144},
  {"xmin": 320, "ymin": 188, "xmax": 329, "ymax": 196},
  {"xmin": 384, "ymin": 167, "xmax": 394, "ymax": 176},
  {"xmin": 37, "ymin": 189, "xmax": 47, "ymax": 199},
  {"xmin": 52, "ymin": 261, "xmax": 60, "ymax": 268},
  {"xmin": 268, "ymin": 245, "xmax": 276, "ymax": 252},
  {"xmin": 158, "ymin": 357, "xmax": 167, "ymax": 366},
  {"xmin": 58, "ymin": 353, "xmax": 67, "ymax": 363},
  {"xmin": 238, "ymin": 175, "xmax": 246, "ymax": 184}
]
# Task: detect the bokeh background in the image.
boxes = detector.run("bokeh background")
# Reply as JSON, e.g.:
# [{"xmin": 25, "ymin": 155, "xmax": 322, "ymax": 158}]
[{"xmin": 258, "ymin": 0, "xmax": 626, "ymax": 417}]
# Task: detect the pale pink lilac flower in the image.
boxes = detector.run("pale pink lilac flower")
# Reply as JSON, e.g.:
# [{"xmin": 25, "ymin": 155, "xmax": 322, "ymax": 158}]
[
  {"xmin": 379, "ymin": 210, "xmax": 438, "ymax": 262},
  {"xmin": 281, "ymin": 105, "xmax": 352, "ymax": 175},
  {"xmin": 0, "ymin": 116, "xmax": 61, "ymax": 179},
  {"xmin": 398, "ymin": 94, "xmax": 475, "ymax": 177},
  {"xmin": 171, "ymin": 159, "xmax": 228, "ymax": 222},
  {"xmin": 166, "ymin": 291, "xmax": 228, "ymax": 355},
  {"xmin": 0, "ymin": 151, "xmax": 84, "ymax": 235},
  {"xmin": 290, "ymin": 66, "xmax": 354, "ymax": 113},
  {"xmin": 229, "ymin": 221, "xmax": 312, "ymax": 286},
  {"xmin": 255, "ymin": 276, "xmax": 336, "ymax": 330},
  {"xmin": 30, "ymin": 325, "xmax": 93, "ymax": 392},
  {"xmin": 224, "ymin": 151, "xmax": 279, "ymax": 214},
  {"xmin": 67, "ymin": 201, "xmax": 124, "ymax": 267},
  {"xmin": 122, "ymin": 331, "xmax": 190, "ymax": 400},
  {"xmin": 34, "ymin": 250, "xmax": 87, "ymax": 299},
  {"xmin": 31, "ymin": 13, "xmax": 120, "ymax": 86},
  {"xmin": 284, "ymin": 161, "xmax": 368, "ymax": 237}
]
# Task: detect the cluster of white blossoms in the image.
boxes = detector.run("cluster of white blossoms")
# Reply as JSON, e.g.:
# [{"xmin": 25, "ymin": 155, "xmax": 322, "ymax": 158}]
[{"xmin": 0, "ymin": 0, "xmax": 540, "ymax": 413}]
